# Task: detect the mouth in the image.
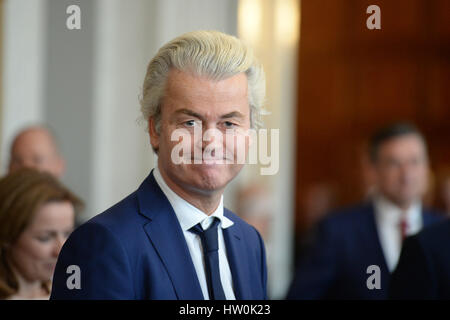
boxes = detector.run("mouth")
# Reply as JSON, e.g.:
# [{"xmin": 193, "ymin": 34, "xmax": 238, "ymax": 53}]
[{"xmin": 191, "ymin": 157, "xmax": 232, "ymax": 165}]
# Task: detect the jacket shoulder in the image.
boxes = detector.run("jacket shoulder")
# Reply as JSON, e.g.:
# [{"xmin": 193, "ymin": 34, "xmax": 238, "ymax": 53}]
[
  {"xmin": 223, "ymin": 208, "xmax": 266, "ymax": 252},
  {"xmin": 224, "ymin": 208, "xmax": 261, "ymax": 236},
  {"xmin": 422, "ymin": 208, "xmax": 446, "ymax": 225},
  {"xmin": 319, "ymin": 202, "xmax": 374, "ymax": 230},
  {"xmin": 415, "ymin": 219, "xmax": 450, "ymax": 247},
  {"xmin": 80, "ymin": 190, "xmax": 143, "ymax": 235}
]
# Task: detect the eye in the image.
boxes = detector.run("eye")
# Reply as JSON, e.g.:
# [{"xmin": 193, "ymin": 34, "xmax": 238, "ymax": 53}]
[
  {"xmin": 184, "ymin": 120, "xmax": 197, "ymax": 127},
  {"xmin": 36, "ymin": 236, "xmax": 51, "ymax": 243},
  {"xmin": 223, "ymin": 121, "xmax": 236, "ymax": 128}
]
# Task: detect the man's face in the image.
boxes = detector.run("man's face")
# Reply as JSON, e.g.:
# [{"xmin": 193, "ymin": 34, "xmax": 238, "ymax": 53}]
[
  {"xmin": 373, "ymin": 134, "xmax": 429, "ymax": 208},
  {"xmin": 9, "ymin": 129, "xmax": 64, "ymax": 178},
  {"xmin": 149, "ymin": 69, "xmax": 251, "ymax": 196}
]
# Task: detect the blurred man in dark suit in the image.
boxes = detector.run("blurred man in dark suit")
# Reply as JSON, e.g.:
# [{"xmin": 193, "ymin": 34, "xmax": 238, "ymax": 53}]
[
  {"xmin": 287, "ymin": 123, "xmax": 443, "ymax": 299},
  {"xmin": 389, "ymin": 219, "xmax": 450, "ymax": 299}
]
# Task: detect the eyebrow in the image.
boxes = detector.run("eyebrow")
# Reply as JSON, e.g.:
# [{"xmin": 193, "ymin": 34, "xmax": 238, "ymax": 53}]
[
  {"xmin": 174, "ymin": 108, "xmax": 245, "ymax": 121},
  {"xmin": 220, "ymin": 111, "xmax": 245, "ymax": 120},
  {"xmin": 174, "ymin": 109, "xmax": 205, "ymax": 121}
]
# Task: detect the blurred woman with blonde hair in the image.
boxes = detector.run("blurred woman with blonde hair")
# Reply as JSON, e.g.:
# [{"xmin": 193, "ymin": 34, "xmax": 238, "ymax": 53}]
[{"xmin": 0, "ymin": 168, "xmax": 82, "ymax": 299}]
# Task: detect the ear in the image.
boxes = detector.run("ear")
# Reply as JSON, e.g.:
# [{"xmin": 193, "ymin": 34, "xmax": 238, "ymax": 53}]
[{"xmin": 148, "ymin": 117, "xmax": 160, "ymax": 152}]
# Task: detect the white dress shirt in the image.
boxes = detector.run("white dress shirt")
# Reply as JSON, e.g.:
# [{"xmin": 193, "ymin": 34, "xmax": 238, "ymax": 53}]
[
  {"xmin": 374, "ymin": 196, "xmax": 423, "ymax": 272},
  {"xmin": 153, "ymin": 166, "xmax": 236, "ymax": 300}
]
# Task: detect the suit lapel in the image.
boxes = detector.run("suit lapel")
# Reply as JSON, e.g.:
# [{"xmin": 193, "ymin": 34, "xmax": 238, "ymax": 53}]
[
  {"xmin": 223, "ymin": 211, "xmax": 252, "ymax": 300},
  {"xmin": 137, "ymin": 171, "xmax": 204, "ymax": 300}
]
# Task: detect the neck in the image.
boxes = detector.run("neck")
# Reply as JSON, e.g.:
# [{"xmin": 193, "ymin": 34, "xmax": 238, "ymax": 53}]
[
  {"xmin": 398, "ymin": 203, "xmax": 412, "ymax": 211},
  {"xmin": 158, "ymin": 167, "xmax": 223, "ymax": 215},
  {"xmin": 380, "ymin": 194, "xmax": 415, "ymax": 211},
  {"xmin": 11, "ymin": 268, "xmax": 48, "ymax": 299}
]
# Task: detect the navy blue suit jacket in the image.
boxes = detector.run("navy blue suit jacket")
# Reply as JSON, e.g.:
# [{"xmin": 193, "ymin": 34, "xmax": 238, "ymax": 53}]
[
  {"xmin": 389, "ymin": 219, "xmax": 450, "ymax": 299},
  {"xmin": 286, "ymin": 202, "xmax": 442, "ymax": 300},
  {"xmin": 50, "ymin": 171, "xmax": 267, "ymax": 300}
]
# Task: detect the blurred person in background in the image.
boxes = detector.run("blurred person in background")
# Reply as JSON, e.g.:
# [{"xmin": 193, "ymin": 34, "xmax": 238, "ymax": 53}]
[
  {"xmin": 0, "ymin": 168, "xmax": 82, "ymax": 299},
  {"xmin": 389, "ymin": 219, "xmax": 450, "ymax": 299},
  {"xmin": 8, "ymin": 126, "xmax": 65, "ymax": 178},
  {"xmin": 303, "ymin": 182, "xmax": 337, "ymax": 228},
  {"xmin": 286, "ymin": 122, "xmax": 443, "ymax": 300},
  {"xmin": 236, "ymin": 183, "xmax": 274, "ymax": 295},
  {"xmin": 236, "ymin": 184, "xmax": 273, "ymax": 242}
]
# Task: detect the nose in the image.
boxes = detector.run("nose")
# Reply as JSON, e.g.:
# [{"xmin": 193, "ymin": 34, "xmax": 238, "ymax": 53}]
[
  {"xmin": 201, "ymin": 126, "xmax": 223, "ymax": 150},
  {"xmin": 400, "ymin": 162, "xmax": 415, "ymax": 181}
]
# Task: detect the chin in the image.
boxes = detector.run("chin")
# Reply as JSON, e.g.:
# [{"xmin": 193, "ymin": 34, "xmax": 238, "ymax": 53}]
[
  {"xmin": 171, "ymin": 163, "xmax": 242, "ymax": 192},
  {"xmin": 191, "ymin": 169, "xmax": 232, "ymax": 191},
  {"xmin": 197, "ymin": 175, "xmax": 229, "ymax": 191}
]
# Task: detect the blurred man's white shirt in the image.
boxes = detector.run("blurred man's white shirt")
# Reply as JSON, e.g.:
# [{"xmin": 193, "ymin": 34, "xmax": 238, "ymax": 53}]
[{"xmin": 374, "ymin": 195, "xmax": 423, "ymax": 272}]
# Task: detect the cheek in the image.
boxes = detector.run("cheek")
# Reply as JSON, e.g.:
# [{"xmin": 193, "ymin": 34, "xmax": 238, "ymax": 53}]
[
  {"xmin": 418, "ymin": 166, "xmax": 428, "ymax": 178},
  {"xmin": 157, "ymin": 131, "xmax": 175, "ymax": 159},
  {"xmin": 12, "ymin": 240, "xmax": 53, "ymax": 267},
  {"xmin": 166, "ymin": 132, "xmax": 197, "ymax": 163},
  {"xmin": 403, "ymin": 166, "xmax": 426, "ymax": 186},
  {"xmin": 384, "ymin": 167, "xmax": 400, "ymax": 180},
  {"xmin": 225, "ymin": 132, "xmax": 250, "ymax": 155},
  {"xmin": 376, "ymin": 169, "xmax": 397, "ymax": 187}
]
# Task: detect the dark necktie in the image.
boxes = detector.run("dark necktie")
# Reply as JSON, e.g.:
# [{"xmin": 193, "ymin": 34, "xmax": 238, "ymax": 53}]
[
  {"xmin": 190, "ymin": 218, "xmax": 226, "ymax": 300},
  {"xmin": 399, "ymin": 215, "xmax": 409, "ymax": 242}
]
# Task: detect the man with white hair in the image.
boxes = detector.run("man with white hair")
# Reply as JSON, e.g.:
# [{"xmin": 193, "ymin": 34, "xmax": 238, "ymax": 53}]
[{"xmin": 51, "ymin": 30, "xmax": 268, "ymax": 300}]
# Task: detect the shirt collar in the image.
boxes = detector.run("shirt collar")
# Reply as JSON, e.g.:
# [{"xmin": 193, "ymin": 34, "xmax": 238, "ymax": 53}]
[
  {"xmin": 374, "ymin": 194, "xmax": 422, "ymax": 225},
  {"xmin": 153, "ymin": 166, "xmax": 234, "ymax": 231}
]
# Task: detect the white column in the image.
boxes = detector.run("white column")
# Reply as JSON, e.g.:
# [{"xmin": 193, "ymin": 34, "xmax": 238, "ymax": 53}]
[
  {"xmin": 90, "ymin": 0, "xmax": 156, "ymax": 217},
  {"xmin": 238, "ymin": 0, "xmax": 300, "ymax": 298},
  {"xmin": 154, "ymin": 0, "xmax": 238, "ymax": 46},
  {"xmin": 1, "ymin": 0, "xmax": 47, "ymax": 173}
]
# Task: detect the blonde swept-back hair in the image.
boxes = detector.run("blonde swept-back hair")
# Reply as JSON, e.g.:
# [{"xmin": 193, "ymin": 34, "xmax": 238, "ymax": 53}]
[
  {"xmin": 0, "ymin": 168, "xmax": 83, "ymax": 299},
  {"xmin": 139, "ymin": 30, "xmax": 266, "ymax": 134}
]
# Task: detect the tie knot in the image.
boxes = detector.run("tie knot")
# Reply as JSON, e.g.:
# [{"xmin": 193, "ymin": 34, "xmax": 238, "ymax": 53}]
[
  {"xmin": 399, "ymin": 215, "xmax": 408, "ymax": 227},
  {"xmin": 399, "ymin": 216, "xmax": 409, "ymax": 240},
  {"xmin": 190, "ymin": 218, "xmax": 221, "ymax": 252}
]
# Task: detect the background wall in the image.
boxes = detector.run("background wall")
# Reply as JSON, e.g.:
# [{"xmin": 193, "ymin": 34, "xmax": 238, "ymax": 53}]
[
  {"xmin": 294, "ymin": 0, "xmax": 450, "ymax": 244},
  {"xmin": 1, "ymin": 0, "xmax": 47, "ymax": 170}
]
